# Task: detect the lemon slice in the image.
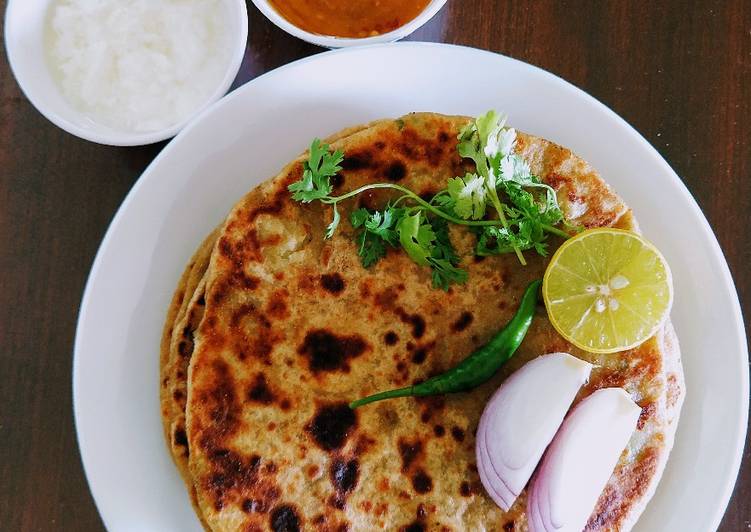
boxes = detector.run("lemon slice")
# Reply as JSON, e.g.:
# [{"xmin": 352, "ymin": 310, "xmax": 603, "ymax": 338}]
[{"xmin": 542, "ymin": 228, "xmax": 673, "ymax": 354}]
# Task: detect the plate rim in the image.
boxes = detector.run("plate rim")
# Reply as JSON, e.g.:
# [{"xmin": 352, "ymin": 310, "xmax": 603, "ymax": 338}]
[{"xmin": 73, "ymin": 41, "xmax": 749, "ymax": 531}]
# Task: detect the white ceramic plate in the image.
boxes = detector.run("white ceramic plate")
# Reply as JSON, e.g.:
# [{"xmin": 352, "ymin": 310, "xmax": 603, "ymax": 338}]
[{"xmin": 74, "ymin": 43, "xmax": 748, "ymax": 531}]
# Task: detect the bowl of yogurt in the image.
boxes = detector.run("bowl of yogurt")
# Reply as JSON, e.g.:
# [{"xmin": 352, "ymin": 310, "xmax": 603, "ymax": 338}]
[{"xmin": 4, "ymin": 0, "xmax": 248, "ymax": 146}]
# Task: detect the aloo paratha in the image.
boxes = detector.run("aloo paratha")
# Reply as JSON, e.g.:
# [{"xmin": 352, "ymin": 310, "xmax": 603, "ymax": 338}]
[{"xmin": 165, "ymin": 113, "xmax": 683, "ymax": 531}]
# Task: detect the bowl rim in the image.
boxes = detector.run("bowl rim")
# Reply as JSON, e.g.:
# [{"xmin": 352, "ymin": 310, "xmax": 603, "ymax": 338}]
[
  {"xmin": 3, "ymin": 0, "xmax": 249, "ymax": 147},
  {"xmin": 249, "ymin": 0, "xmax": 449, "ymax": 48}
]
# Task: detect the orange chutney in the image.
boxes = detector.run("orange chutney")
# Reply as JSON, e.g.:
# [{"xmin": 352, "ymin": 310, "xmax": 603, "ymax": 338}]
[{"xmin": 267, "ymin": 0, "xmax": 433, "ymax": 38}]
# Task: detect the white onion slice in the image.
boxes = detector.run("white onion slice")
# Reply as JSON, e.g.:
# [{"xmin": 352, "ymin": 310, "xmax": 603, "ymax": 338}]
[
  {"xmin": 527, "ymin": 388, "xmax": 641, "ymax": 532},
  {"xmin": 476, "ymin": 432, "xmax": 514, "ymax": 508},
  {"xmin": 476, "ymin": 353, "xmax": 593, "ymax": 510},
  {"xmin": 528, "ymin": 475, "xmax": 547, "ymax": 530}
]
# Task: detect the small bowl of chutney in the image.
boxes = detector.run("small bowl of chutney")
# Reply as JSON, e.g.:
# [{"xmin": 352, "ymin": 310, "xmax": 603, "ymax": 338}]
[{"xmin": 251, "ymin": 0, "xmax": 448, "ymax": 48}]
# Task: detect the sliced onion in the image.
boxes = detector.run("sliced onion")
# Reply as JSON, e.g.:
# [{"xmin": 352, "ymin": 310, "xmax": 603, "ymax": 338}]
[
  {"xmin": 528, "ymin": 474, "xmax": 547, "ymax": 530},
  {"xmin": 476, "ymin": 434, "xmax": 514, "ymax": 508},
  {"xmin": 527, "ymin": 388, "xmax": 641, "ymax": 532},
  {"xmin": 476, "ymin": 353, "xmax": 593, "ymax": 510}
]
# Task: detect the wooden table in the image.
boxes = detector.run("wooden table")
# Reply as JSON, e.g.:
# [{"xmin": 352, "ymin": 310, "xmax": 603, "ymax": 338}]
[{"xmin": 1, "ymin": 1, "xmax": 748, "ymax": 530}]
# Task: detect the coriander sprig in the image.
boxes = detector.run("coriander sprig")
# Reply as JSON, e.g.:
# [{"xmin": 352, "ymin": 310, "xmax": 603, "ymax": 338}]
[
  {"xmin": 288, "ymin": 111, "xmax": 573, "ymax": 290},
  {"xmin": 456, "ymin": 110, "xmax": 524, "ymax": 262}
]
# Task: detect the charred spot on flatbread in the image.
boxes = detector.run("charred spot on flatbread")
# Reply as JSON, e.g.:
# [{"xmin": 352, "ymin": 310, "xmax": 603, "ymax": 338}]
[
  {"xmin": 320, "ymin": 273, "xmax": 345, "ymax": 294},
  {"xmin": 328, "ymin": 457, "xmax": 359, "ymax": 509},
  {"xmin": 269, "ymin": 504, "xmax": 302, "ymax": 532},
  {"xmin": 297, "ymin": 329, "xmax": 369, "ymax": 373},
  {"xmin": 306, "ymin": 403, "xmax": 357, "ymax": 452}
]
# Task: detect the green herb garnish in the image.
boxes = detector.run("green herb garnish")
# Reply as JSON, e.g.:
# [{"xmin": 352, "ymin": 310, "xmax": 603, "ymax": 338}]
[
  {"xmin": 350, "ymin": 206, "xmax": 402, "ymax": 267},
  {"xmin": 288, "ymin": 111, "xmax": 572, "ymax": 290}
]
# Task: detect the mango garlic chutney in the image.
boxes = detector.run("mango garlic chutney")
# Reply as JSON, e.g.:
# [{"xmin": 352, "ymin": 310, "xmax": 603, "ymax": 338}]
[{"xmin": 267, "ymin": 0, "xmax": 432, "ymax": 38}]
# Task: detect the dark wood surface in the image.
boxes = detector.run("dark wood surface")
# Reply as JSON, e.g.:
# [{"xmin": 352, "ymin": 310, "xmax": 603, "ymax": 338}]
[{"xmin": 1, "ymin": 1, "xmax": 748, "ymax": 530}]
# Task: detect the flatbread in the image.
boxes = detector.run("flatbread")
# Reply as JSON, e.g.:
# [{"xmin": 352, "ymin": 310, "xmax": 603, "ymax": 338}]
[
  {"xmin": 160, "ymin": 121, "xmax": 396, "ymax": 528},
  {"xmin": 161, "ymin": 228, "xmax": 217, "ymax": 456},
  {"xmin": 169, "ymin": 113, "xmax": 683, "ymax": 531},
  {"xmin": 161, "ymin": 120, "xmax": 393, "ymax": 461},
  {"xmin": 160, "ymin": 229, "xmax": 217, "ymax": 526}
]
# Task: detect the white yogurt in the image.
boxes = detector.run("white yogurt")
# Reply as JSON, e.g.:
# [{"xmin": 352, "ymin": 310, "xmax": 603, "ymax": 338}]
[{"xmin": 45, "ymin": 0, "xmax": 234, "ymax": 133}]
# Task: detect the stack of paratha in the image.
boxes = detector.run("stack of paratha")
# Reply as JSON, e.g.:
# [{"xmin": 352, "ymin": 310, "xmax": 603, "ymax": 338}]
[{"xmin": 160, "ymin": 113, "xmax": 684, "ymax": 531}]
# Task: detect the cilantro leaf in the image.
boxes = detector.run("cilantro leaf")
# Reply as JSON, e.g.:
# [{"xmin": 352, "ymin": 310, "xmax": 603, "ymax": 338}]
[
  {"xmin": 476, "ymin": 110, "xmax": 508, "ymax": 157},
  {"xmin": 351, "ymin": 206, "xmax": 405, "ymax": 268},
  {"xmin": 431, "ymin": 217, "xmax": 459, "ymax": 265},
  {"xmin": 487, "ymin": 122, "xmax": 515, "ymax": 159},
  {"xmin": 497, "ymin": 155, "xmax": 562, "ymax": 227},
  {"xmin": 356, "ymin": 230, "xmax": 387, "ymax": 268},
  {"xmin": 475, "ymin": 177, "xmax": 564, "ymax": 258},
  {"xmin": 351, "ymin": 206, "xmax": 403, "ymax": 245},
  {"xmin": 430, "ymin": 192, "xmax": 458, "ymax": 219},
  {"xmin": 394, "ymin": 213, "xmax": 468, "ymax": 290},
  {"xmin": 428, "ymin": 217, "xmax": 467, "ymax": 290},
  {"xmin": 503, "ymin": 180, "xmax": 563, "ymax": 227},
  {"xmin": 364, "ymin": 208, "xmax": 403, "ymax": 247},
  {"xmin": 447, "ymin": 173, "xmax": 487, "ymax": 220},
  {"xmin": 288, "ymin": 138, "xmax": 343, "ymax": 203},
  {"xmin": 429, "ymin": 258, "xmax": 468, "ymax": 290},
  {"xmin": 458, "ymin": 111, "xmax": 512, "ymax": 179},
  {"xmin": 499, "ymin": 153, "xmax": 532, "ymax": 185},
  {"xmin": 309, "ymin": 138, "xmax": 344, "ymax": 181},
  {"xmin": 350, "ymin": 207, "xmax": 371, "ymax": 228},
  {"xmin": 457, "ymin": 123, "xmax": 485, "ymax": 175},
  {"xmin": 397, "ymin": 212, "xmax": 435, "ymax": 266},
  {"xmin": 475, "ymin": 226, "xmax": 523, "ymax": 256}
]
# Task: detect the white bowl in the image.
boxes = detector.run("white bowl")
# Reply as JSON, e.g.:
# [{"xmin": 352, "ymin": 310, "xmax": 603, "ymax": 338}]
[
  {"xmin": 251, "ymin": 0, "xmax": 448, "ymax": 48},
  {"xmin": 4, "ymin": 0, "xmax": 248, "ymax": 146}
]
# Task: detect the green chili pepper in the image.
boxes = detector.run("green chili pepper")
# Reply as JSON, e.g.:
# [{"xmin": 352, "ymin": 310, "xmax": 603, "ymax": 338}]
[{"xmin": 349, "ymin": 279, "xmax": 541, "ymax": 409}]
